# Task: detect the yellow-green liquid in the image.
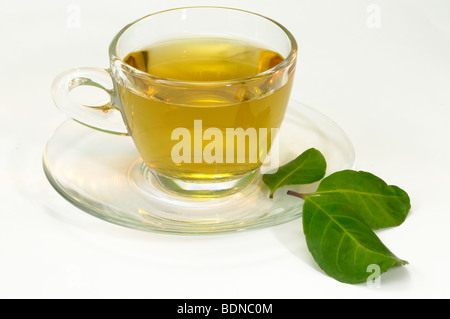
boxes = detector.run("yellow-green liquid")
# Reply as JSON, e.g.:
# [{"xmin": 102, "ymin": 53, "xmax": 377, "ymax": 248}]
[{"xmin": 119, "ymin": 37, "xmax": 293, "ymax": 181}]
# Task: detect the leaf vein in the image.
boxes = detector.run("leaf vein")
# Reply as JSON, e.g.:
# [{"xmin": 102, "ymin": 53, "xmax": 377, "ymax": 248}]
[{"xmin": 306, "ymin": 198, "xmax": 400, "ymax": 261}]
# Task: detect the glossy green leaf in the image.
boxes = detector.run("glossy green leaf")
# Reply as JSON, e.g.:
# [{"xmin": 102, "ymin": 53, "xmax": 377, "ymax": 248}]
[
  {"xmin": 262, "ymin": 148, "xmax": 326, "ymax": 198},
  {"xmin": 303, "ymin": 194, "xmax": 408, "ymax": 284},
  {"xmin": 314, "ymin": 170, "xmax": 411, "ymax": 229}
]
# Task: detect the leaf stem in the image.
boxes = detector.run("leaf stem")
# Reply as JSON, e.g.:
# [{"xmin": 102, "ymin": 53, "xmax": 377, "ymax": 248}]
[{"xmin": 287, "ymin": 190, "xmax": 307, "ymax": 199}]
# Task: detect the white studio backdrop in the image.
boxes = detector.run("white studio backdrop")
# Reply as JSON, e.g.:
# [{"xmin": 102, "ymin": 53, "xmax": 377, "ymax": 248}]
[{"xmin": 0, "ymin": 0, "xmax": 449, "ymax": 298}]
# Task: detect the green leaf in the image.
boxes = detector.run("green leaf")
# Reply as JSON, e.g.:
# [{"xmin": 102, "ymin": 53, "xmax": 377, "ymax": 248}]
[
  {"xmin": 302, "ymin": 194, "xmax": 408, "ymax": 284},
  {"xmin": 314, "ymin": 170, "xmax": 411, "ymax": 229},
  {"xmin": 262, "ymin": 149, "xmax": 412, "ymax": 284},
  {"xmin": 262, "ymin": 148, "xmax": 326, "ymax": 198}
]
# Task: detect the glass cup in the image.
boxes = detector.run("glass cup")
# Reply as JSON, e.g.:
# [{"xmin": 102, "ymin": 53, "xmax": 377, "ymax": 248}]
[{"xmin": 51, "ymin": 7, "xmax": 297, "ymax": 197}]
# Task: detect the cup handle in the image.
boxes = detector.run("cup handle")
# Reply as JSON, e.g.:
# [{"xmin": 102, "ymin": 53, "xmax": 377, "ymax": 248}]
[{"xmin": 51, "ymin": 67, "xmax": 129, "ymax": 135}]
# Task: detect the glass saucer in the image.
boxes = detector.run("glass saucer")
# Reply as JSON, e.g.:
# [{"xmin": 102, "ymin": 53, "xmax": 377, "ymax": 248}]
[{"xmin": 42, "ymin": 100, "xmax": 355, "ymax": 235}]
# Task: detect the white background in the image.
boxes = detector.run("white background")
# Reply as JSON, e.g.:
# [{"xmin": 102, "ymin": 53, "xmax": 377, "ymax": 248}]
[{"xmin": 1, "ymin": 0, "xmax": 449, "ymax": 298}]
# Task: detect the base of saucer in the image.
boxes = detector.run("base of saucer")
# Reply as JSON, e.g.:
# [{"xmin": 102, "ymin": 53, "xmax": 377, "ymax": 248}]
[{"xmin": 43, "ymin": 100, "xmax": 355, "ymax": 234}]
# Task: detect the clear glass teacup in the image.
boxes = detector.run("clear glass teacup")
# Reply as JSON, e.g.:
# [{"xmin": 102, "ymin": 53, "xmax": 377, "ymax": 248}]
[{"xmin": 51, "ymin": 7, "xmax": 297, "ymax": 197}]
